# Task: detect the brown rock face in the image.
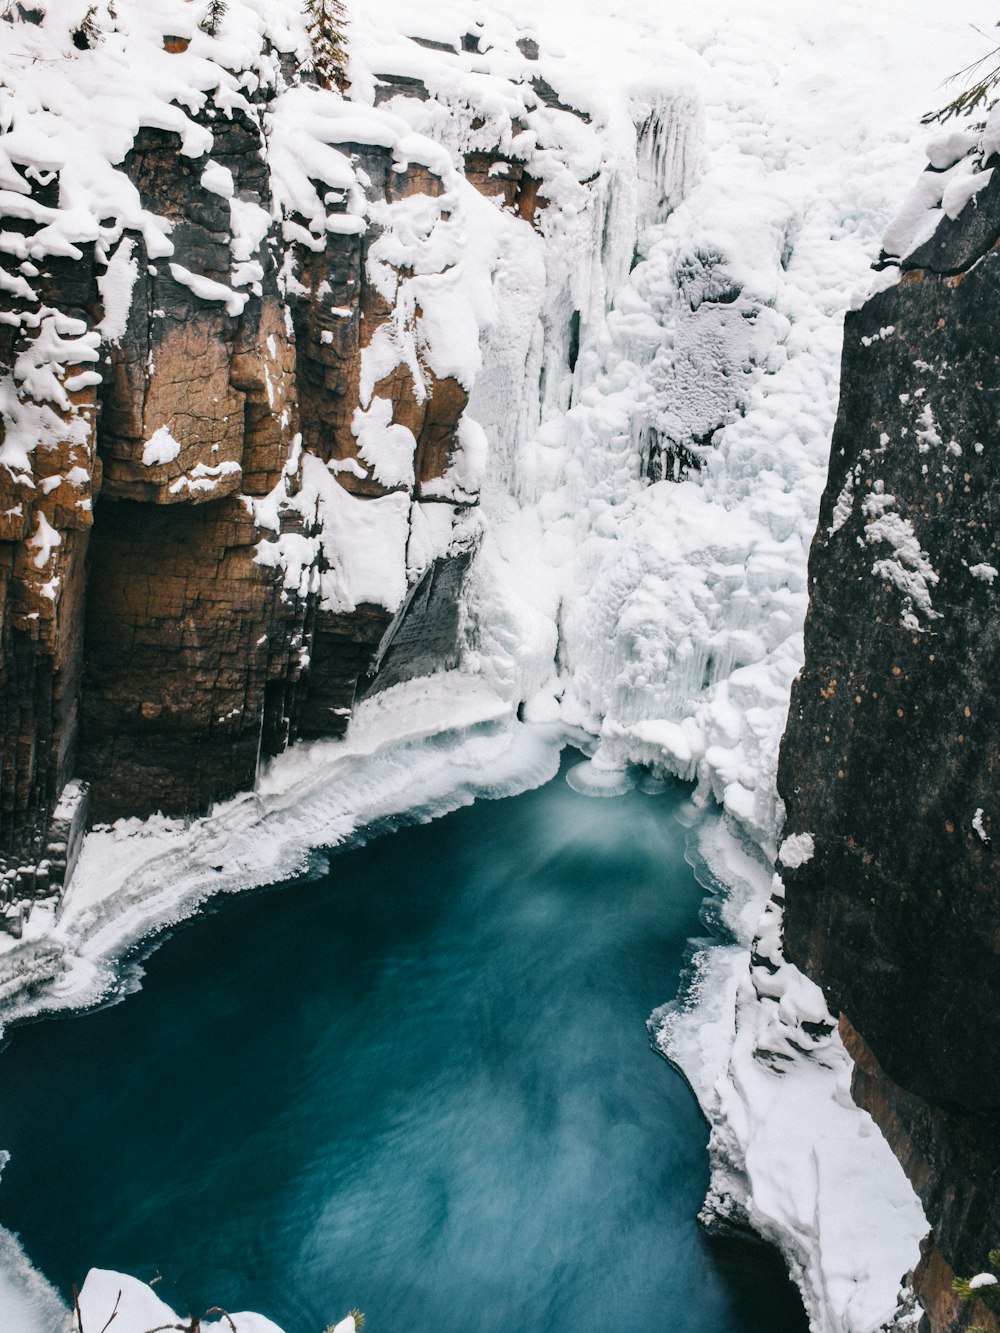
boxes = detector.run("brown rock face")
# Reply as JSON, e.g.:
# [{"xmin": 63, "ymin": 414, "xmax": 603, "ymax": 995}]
[
  {"xmin": 0, "ymin": 11, "xmax": 598, "ymax": 941},
  {"xmin": 0, "ymin": 74, "xmax": 535, "ymax": 914},
  {"xmin": 79, "ymin": 495, "xmax": 297, "ymax": 820},
  {"xmin": 100, "ymin": 118, "xmax": 293, "ymax": 506},
  {"xmin": 841, "ymin": 1019, "xmax": 1000, "ymax": 1333},
  {"xmin": 778, "ymin": 161, "xmax": 1000, "ymax": 1329}
]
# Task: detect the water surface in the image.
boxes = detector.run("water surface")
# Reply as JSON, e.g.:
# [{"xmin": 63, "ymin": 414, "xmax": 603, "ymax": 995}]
[{"xmin": 0, "ymin": 754, "xmax": 806, "ymax": 1332}]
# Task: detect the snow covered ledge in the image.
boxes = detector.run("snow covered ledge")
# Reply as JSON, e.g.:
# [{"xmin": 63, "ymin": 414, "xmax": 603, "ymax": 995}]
[
  {"xmin": 0, "ymin": 1225, "xmax": 243, "ymax": 1333},
  {"xmin": 0, "ymin": 674, "xmax": 563, "ymax": 1032},
  {"xmin": 75, "ymin": 1268, "xmax": 357, "ymax": 1333},
  {"xmin": 652, "ymin": 816, "xmax": 926, "ymax": 1333}
]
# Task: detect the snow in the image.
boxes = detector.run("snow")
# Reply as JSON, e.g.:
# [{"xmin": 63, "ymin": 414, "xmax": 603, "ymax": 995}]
[
  {"xmin": 28, "ymin": 511, "xmax": 61, "ymax": 569},
  {"xmin": 777, "ymin": 831, "xmax": 814, "ymax": 869},
  {"xmin": 0, "ymin": 1219, "xmax": 67, "ymax": 1333},
  {"xmin": 141, "ymin": 423, "xmax": 181, "ymax": 466},
  {"xmin": 168, "ymin": 262, "xmax": 250, "ymax": 317},
  {"xmin": 883, "ymin": 155, "xmax": 980, "ymax": 258},
  {"xmin": 352, "ymin": 395, "xmax": 416, "ymax": 489},
  {"xmin": 251, "ymin": 453, "xmax": 412, "ymax": 613},
  {"xmin": 828, "ymin": 472, "xmax": 855, "ymax": 535},
  {"xmin": 970, "ymin": 1273, "xmax": 999, "ymax": 1290},
  {"xmin": 973, "ymin": 808, "xmax": 990, "ymax": 844},
  {"xmin": 983, "ymin": 102, "xmax": 1000, "ymax": 162},
  {"xmin": 13, "ymin": 313, "xmax": 100, "ymax": 411},
  {"xmin": 427, "ymin": 412, "xmax": 488, "ymax": 501},
  {"xmin": 167, "ymin": 458, "xmax": 241, "ymax": 494},
  {"xmin": 200, "ymin": 159, "xmax": 236, "ymax": 199},
  {"xmin": 3, "ymin": 0, "xmax": 997, "ymax": 1328},
  {"xmin": 653, "ymin": 816, "xmax": 928, "ymax": 1333},
  {"xmin": 76, "ymin": 1268, "xmax": 346, "ymax": 1333},
  {"xmin": 406, "ymin": 499, "xmax": 471, "ymax": 577},
  {"xmin": 229, "ymin": 194, "xmax": 272, "ymax": 289},
  {"xmin": 96, "ymin": 235, "xmax": 139, "ymax": 343},
  {"xmin": 863, "ymin": 487, "xmax": 941, "ymax": 630},
  {"xmin": 926, "ymin": 128, "xmax": 980, "ymax": 171},
  {"xmin": 942, "ymin": 164, "xmax": 994, "ymax": 220}
]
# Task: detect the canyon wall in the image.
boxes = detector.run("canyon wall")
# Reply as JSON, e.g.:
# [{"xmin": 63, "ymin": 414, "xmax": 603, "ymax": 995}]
[
  {"xmin": 779, "ymin": 142, "xmax": 1000, "ymax": 1331},
  {"xmin": 0, "ymin": 4, "xmax": 592, "ymax": 928},
  {"xmin": 5, "ymin": 7, "xmax": 993, "ymax": 1332}
]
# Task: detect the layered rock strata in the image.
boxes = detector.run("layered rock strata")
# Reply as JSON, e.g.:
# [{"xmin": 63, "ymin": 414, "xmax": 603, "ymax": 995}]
[{"xmin": 0, "ymin": 6, "xmax": 594, "ymax": 923}]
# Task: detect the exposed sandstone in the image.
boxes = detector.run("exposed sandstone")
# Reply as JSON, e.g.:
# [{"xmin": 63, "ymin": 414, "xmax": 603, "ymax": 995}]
[{"xmin": 0, "ymin": 18, "xmax": 587, "ymax": 928}]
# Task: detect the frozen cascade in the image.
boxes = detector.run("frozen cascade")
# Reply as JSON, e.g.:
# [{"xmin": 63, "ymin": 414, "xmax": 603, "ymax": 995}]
[
  {"xmin": 468, "ymin": 83, "xmax": 703, "ymax": 493},
  {"xmin": 633, "ymin": 90, "xmax": 704, "ymax": 234}
]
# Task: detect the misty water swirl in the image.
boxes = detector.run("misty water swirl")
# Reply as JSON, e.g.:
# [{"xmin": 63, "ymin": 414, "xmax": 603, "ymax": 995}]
[{"xmin": 0, "ymin": 757, "xmax": 806, "ymax": 1332}]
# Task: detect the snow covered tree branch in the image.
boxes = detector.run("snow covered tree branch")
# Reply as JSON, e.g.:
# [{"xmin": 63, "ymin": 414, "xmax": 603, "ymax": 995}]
[
  {"xmin": 924, "ymin": 23, "xmax": 1000, "ymax": 124},
  {"xmin": 953, "ymin": 1247, "xmax": 1000, "ymax": 1332},
  {"xmin": 304, "ymin": 0, "xmax": 349, "ymax": 91}
]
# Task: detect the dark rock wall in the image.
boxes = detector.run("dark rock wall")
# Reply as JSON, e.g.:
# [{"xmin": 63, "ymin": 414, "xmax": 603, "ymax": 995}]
[
  {"xmin": 779, "ymin": 165, "xmax": 1000, "ymax": 1329},
  {"xmin": 0, "ymin": 167, "xmax": 101, "ymax": 896}
]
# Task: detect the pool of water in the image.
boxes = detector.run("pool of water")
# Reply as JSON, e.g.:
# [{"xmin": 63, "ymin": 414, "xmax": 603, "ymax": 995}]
[{"xmin": 0, "ymin": 752, "xmax": 807, "ymax": 1333}]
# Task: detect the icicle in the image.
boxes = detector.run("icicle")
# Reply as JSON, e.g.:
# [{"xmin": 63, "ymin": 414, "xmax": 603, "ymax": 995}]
[{"xmin": 631, "ymin": 91, "xmax": 703, "ymax": 232}]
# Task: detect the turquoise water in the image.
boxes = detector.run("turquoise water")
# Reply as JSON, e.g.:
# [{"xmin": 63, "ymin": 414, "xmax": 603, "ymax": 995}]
[{"xmin": 0, "ymin": 754, "xmax": 806, "ymax": 1332}]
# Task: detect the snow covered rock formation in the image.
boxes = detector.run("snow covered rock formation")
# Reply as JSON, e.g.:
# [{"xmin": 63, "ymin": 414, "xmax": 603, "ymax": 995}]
[
  {"xmin": 779, "ymin": 110, "xmax": 1000, "ymax": 1333},
  {"xmin": 0, "ymin": 0, "xmax": 597, "ymax": 909}
]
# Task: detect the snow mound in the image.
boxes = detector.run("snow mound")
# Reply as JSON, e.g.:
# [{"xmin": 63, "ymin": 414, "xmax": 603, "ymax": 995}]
[
  {"xmin": 654, "ymin": 816, "xmax": 927, "ymax": 1333},
  {"xmin": 76, "ymin": 1268, "xmax": 360, "ymax": 1333}
]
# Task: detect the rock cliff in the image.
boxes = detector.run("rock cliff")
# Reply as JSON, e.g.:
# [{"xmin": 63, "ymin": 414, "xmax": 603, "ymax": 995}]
[
  {"xmin": 779, "ymin": 130, "xmax": 1000, "ymax": 1331},
  {"xmin": 4, "ymin": 6, "xmax": 993, "ymax": 1331},
  {"xmin": 0, "ymin": 2, "xmax": 591, "ymax": 925}
]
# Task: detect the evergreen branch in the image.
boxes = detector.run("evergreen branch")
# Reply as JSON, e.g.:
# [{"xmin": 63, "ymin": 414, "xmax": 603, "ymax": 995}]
[
  {"xmin": 923, "ymin": 23, "xmax": 1000, "ymax": 124},
  {"xmin": 200, "ymin": 0, "xmax": 227, "ymax": 37}
]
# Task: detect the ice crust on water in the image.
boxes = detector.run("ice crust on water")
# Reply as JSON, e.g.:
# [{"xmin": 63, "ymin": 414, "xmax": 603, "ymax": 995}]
[
  {"xmin": 564, "ymin": 756, "xmax": 636, "ymax": 797},
  {"xmin": 2, "ymin": 0, "xmax": 997, "ymax": 1329},
  {"xmin": 0, "ymin": 1219, "xmax": 67, "ymax": 1333},
  {"xmin": 0, "ymin": 675, "xmax": 563, "ymax": 1034}
]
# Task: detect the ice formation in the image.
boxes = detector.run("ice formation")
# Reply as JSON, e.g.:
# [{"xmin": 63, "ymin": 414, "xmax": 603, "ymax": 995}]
[
  {"xmin": 653, "ymin": 817, "xmax": 927, "ymax": 1333},
  {"xmin": 2, "ymin": 0, "xmax": 998, "ymax": 1330}
]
